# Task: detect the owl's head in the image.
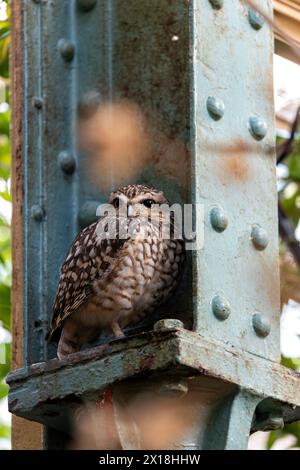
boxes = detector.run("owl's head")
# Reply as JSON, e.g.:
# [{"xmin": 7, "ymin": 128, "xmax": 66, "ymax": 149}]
[{"xmin": 108, "ymin": 184, "xmax": 169, "ymax": 217}]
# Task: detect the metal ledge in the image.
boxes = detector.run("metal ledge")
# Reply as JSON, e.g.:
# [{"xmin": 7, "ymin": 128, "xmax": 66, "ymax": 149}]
[{"xmin": 7, "ymin": 326, "xmax": 300, "ymax": 431}]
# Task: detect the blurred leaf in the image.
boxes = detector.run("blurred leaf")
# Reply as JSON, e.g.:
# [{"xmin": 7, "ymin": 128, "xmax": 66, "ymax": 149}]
[
  {"xmin": 267, "ymin": 430, "xmax": 279, "ymax": 449},
  {"xmin": 281, "ymin": 356, "xmax": 300, "ymax": 370},
  {"xmin": 267, "ymin": 423, "xmax": 300, "ymax": 450},
  {"xmin": 0, "ymin": 123, "xmax": 8, "ymax": 137},
  {"xmin": 0, "ymin": 342, "xmax": 11, "ymax": 381},
  {"xmin": 288, "ymin": 152, "xmax": 300, "ymax": 182},
  {"xmin": 0, "ymin": 379, "xmax": 8, "ymax": 399},
  {"xmin": 0, "ymin": 1, "xmax": 12, "ymax": 448},
  {"xmin": 0, "ymin": 283, "xmax": 10, "ymax": 330},
  {"xmin": 0, "ymin": 110, "xmax": 11, "ymax": 136},
  {"xmin": 281, "ymin": 184, "xmax": 300, "ymax": 226},
  {"xmin": 0, "ymin": 191, "xmax": 10, "ymax": 202},
  {"xmin": 0, "ymin": 423, "xmax": 10, "ymax": 439}
]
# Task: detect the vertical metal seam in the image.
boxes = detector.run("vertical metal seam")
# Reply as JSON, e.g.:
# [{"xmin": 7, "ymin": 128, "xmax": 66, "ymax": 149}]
[
  {"xmin": 22, "ymin": 1, "xmax": 31, "ymax": 364},
  {"xmin": 189, "ymin": 0, "xmax": 199, "ymax": 333},
  {"xmin": 107, "ymin": 0, "xmax": 114, "ymax": 103},
  {"xmin": 38, "ymin": 0, "xmax": 45, "ymax": 360},
  {"xmin": 70, "ymin": 0, "xmax": 78, "ymax": 236}
]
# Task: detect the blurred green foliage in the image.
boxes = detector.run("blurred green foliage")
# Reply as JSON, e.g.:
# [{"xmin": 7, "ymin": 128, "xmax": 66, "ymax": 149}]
[
  {"xmin": 266, "ymin": 357, "xmax": 300, "ymax": 449},
  {"xmin": 279, "ymin": 136, "xmax": 300, "ymax": 226},
  {"xmin": 268, "ymin": 133, "xmax": 300, "ymax": 449},
  {"xmin": 0, "ymin": 0, "xmax": 11, "ymax": 450}
]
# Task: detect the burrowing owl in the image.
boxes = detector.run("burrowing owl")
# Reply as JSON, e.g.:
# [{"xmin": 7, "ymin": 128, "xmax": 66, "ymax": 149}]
[{"xmin": 46, "ymin": 184, "xmax": 185, "ymax": 358}]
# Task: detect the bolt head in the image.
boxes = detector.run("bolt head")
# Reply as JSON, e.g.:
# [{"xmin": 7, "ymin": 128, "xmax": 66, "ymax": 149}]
[
  {"xmin": 154, "ymin": 319, "xmax": 184, "ymax": 332},
  {"xmin": 251, "ymin": 224, "xmax": 269, "ymax": 251},
  {"xmin": 32, "ymin": 97, "xmax": 43, "ymax": 109},
  {"xmin": 208, "ymin": 0, "xmax": 223, "ymax": 9},
  {"xmin": 248, "ymin": 115, "xmax": 267, "ymax": 140},
  {"xmin": 210, "ymin": 207, "xmax": 228, "ymax": 232},
  {"xmin": 248, "ymin": 9, "xmax": 264, "ymax": 30},
  {"xmin": 77, "ymin": 0, "xmax": 97, "ymax": 11},
  {"xmin": 207, "ymin": 96, "xmax": 225, "ymax": 121},
  {"xmin": 31, "ymin": 204, "xmax": 44, "ymax": 222},
  {"xmin": 252, "ymin": 313, "xmax": 271, "ymax": 338},
  {"xmin": 58, "ymin": 151, "xmax": 76, "ymax": 175},
  {"xmin": 58, "ymin": 39, "xmax": 75, "ymax": 62},
  {"xmin": 212, "ymin": 295, "xmax": 231, "ymax": 321}
]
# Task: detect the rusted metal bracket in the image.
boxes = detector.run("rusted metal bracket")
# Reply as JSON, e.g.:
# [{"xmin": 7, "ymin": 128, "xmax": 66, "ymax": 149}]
[{"xmin": 7, "ymin": 323, "xmax": 300, "ymax": 441}]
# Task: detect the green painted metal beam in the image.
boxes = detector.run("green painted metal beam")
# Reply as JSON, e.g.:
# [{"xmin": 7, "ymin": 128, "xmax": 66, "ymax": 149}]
[
  {"xmin": 8, "ymin": 0, "xmax": 299, "ymax": 449},
  {"xmin": 7, "ymin": 324, "xmax": 300, "ymax": 428}
]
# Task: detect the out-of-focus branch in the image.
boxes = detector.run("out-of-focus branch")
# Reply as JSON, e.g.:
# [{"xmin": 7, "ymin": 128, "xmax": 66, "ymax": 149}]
[
  {"xmin": 275, "ymin": 105, "xmax": 300, "ymax": 267},
  {"xmin": 278, "ymin": 202, "xmax": 300, "ymax": 269},
  {"xmin": 277, "ymin": 106, "xmax": 300, "ymax": 164}
]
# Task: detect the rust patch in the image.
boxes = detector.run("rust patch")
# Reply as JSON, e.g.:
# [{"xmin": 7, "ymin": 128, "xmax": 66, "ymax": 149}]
[
  {"xmin": 139, "ymin": 355, "xmax": 156, "ymax": 371},
  {"xmin": 223, "ymin": 154, "xmax": 249, "ymax": 181},
  {"xmin": 215, "ymin": 139, "xmax": 261, "ymax": 183}
]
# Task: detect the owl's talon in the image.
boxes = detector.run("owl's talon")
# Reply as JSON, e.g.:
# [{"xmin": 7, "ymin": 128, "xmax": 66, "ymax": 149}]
[{"xmin": 111, "ymin": 321, "xmax": 125, "ymax": 338}]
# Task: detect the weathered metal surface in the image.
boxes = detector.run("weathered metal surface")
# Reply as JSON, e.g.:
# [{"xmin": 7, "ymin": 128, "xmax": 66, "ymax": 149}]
[
  {"xmin": 23, "ymin": 0, "xmax": 79, "ymax": 364},
  {"xmin": 21, "ymin": 0, "xmax": 193, "ymax": 366},
  {"xmin": 192, "ymin": 0, "xmax": 280, "ymax": 361},
  {"xmin": 7, "ymin": 327, "xmax": 300, "ymax": 428},
  {"xmin": 203, "ymin": 389, "xmax": 262, "ymax": 450},
  {"xmin": 11, "ymin": 0, "xmax": 44, "ymax": 450},
  {"xmin": 10, "ymin": 0, "xmax": 299, "ymax": 450}
]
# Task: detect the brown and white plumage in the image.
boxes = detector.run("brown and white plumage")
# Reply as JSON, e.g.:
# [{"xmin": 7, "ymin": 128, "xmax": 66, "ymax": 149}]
[{"xmin": 47, "ymin": 184, "xmax": 185, "ymax": 358}]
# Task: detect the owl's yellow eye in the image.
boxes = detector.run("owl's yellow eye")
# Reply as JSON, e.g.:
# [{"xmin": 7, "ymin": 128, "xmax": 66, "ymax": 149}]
[
  {"xmin": 112, "ymin": 198, "xmax": 120, "ymax": 208},
  {"xmin": 142, "ymin": 199, "xmax": 156, "ymax": 208}
]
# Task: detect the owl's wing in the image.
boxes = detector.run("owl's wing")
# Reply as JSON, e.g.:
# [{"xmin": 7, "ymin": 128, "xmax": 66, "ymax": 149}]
[{"xmin": 46, "ymin": 220, "xmax": 125, "ymax": 341}]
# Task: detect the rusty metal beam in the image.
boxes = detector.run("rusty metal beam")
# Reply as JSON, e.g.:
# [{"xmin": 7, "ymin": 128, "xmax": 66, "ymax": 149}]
[{"xmin": 7, "ymin": 325, "xmax": 300, "ymax": 430}]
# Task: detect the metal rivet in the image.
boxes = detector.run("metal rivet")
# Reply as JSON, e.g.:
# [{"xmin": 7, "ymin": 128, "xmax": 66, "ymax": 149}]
[
  {"xmin": 32, "ymin": 97, "xmax": 43, "ymax": 109},
  {"xmin": 77, "ymin": 0, "xmax": 97, "ymax": 11},
  {"xmin": 252, "ymin": 313, "xmax": 271, "ymax": 338},
  {"xmin": 210, "ymin": 207, "xmax": 228, "ymax": 232},
  {"xmin": 248, "ymin": 115, "xmax": 267, "ymax": 141},
  {"xmin": 248, "ymin": 9, "xmax": 264, "ymax": 30},
  {"xmin": 31, "ymin": 204, "xmax": 44, "ymax": 222},
  {"xmin": 212, "ymin": 295, "xmax": 230, "ymax": 321},
  {"xmin": 154, "ymin": 319, "xmax": 184, "ymax": 332},
  {"xmin": 58, "ymin": 39, "xmax": 75, "ymax": 62},
  {"xmin": 251, "ymin": 224, "xmax": 269, "ymax": 251},
  {"xmin": 207, "ymin": 96, "xmax": 225, "ymax": 121},
  {"xmin": 78, "ymin": 201, "xmax": 100, "ymax": 228},
  {"xmin": 208, "ymin": 0, "xmax": 223, "ymax": 9},
  {"xmin": 58, "ymin": 151, "xmax": 76, "ymax": 175}
]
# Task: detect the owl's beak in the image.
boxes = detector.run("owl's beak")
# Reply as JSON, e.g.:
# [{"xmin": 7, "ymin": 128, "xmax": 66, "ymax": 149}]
[{"xmin": 127, "ymin": 204, "xmax": 134, "ymax": 217}]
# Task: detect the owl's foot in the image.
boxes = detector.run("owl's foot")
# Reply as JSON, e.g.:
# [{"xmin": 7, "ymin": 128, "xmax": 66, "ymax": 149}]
[{"xmin": 111, "ymin": 321, "xmax": 125, "ymax": 339}]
